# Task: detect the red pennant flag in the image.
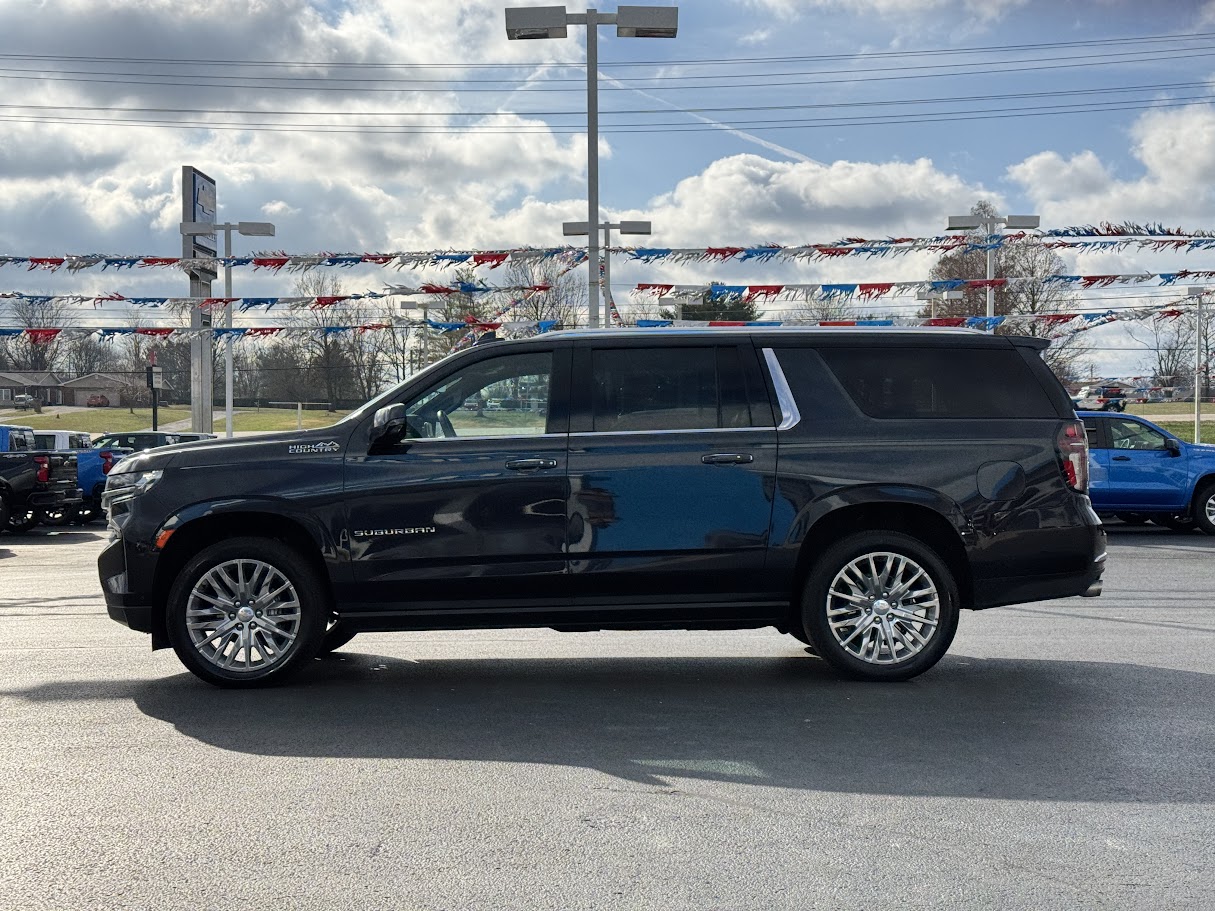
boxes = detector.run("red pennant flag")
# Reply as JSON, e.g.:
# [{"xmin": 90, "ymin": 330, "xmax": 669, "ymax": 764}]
[
  {"xmin": 927, "ymin": 317, "xmax": 967, "ymax": 327},
  {"xmin": 139, "ymin": 257, "xmax": 180, "ymax": 267},
  {"xmin": 636, "ymin": 283, "xmax": 674, "ymax": 295},
  {"xmin": 420, "ymin": 284, "xmax": 455, "ymax": 295},
  {"xmin": 858, "ymin": 283, "xmax": 894, "ymax": 300},
  {"xmin": 744, "ymin": 285, "xmax": 784, "ymax": 302},
  {"xmin": 361, "ymin": 255, "xmax": 394, "ymax": 265},
  {"xmin": 27, "ymin": 328, "xmax": 62, "ymax": 344},
  {"xmin": 704, "ymin": 247, "xmax": 743, "ymax": 261},
  {"xmin": 819, "ymin": 320, "xmax": 857, "ymax": 327},
  {"xmin": 967, "ymin": 279, "xmax": 1008, "ymax": 290},
  {"xmin": 252, "ymin": 256, "xmax": 290, "ymax": 272},
  {"xmin": 312, "ymin": 296, "xmax": 348, "ymax": 309},
  {"xmin": 136, "ymin": 328, "xmax": 174, "ymax": 337},
  {"xmin": 246, "ymin": 327, "xmax": 282, "ymax": 337},
  {"xmin": 472, "ymin": 252, "xmax": 509, "ymax": 268},
  {"xmin": 28, "ymin": 257, "xmax": 65, "ymax": 271}
]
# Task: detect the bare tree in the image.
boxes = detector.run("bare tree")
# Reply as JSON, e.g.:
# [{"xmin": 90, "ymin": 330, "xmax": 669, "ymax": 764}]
[
  {"xmin": 4, "ymin": 296, "xmax": 73, "ymax": 373},
  {"xmin": 928, "ymin": 200, "xmax": 1083, "ymax": 381},
  {"xmin": 495, "ymin": 257, "xmax": 586, "ymax": 330},
  {"xmin": 1127, "ymin": 307, "xmax": 1215, "ymax": 396}
]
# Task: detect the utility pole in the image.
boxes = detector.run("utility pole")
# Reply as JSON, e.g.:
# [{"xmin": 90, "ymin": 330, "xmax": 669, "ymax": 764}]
[
  {"xmin": 946, "ymin": 212, "xmax": 1041, "ymax": 319},
  {"xmin": 1188, "ymin": 286, "xmax": 1209, "ymax": 443}
]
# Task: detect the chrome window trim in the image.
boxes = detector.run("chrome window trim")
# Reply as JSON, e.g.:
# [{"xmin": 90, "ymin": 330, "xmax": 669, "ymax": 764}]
[
  {"xmin": 568, "ymin": 426, "xmax": 769, "ymax": 438},
  {"xmin": 762, "ymin": 348, "xmax": 801, "ymax": 432},
  {"xmin": 399, "ymin": 431, "xmax": 565, "ymax": 444}
]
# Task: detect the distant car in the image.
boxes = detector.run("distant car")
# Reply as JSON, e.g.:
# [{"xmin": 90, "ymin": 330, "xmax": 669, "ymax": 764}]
[
  {"xmin": 1074, "ymin": 386, "xmax": 1126, "ymax": 412},
  {"xmin": 1080, "ymin": 411, "xmax": 1215, "ymax": 534},
  {"xmin": 174, "ymin": 433, "xmax": 217, "ymax": 443},
  {"xmin": 93, "ymin": 432, "xmax": 183, "ymax": 451},
  {"xmin": 86, "ymin": 395, "xmax": 110, "ymax": 408},
  {"xmin": 12, "ymin": 394, "xmax": 38, "ymax": 410}
]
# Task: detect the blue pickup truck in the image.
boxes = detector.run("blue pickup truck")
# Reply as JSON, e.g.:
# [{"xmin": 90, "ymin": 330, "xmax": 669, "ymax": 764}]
[{"xmin": 1079, "ymin": 411, "xmax": 1215, "ymax": 534}]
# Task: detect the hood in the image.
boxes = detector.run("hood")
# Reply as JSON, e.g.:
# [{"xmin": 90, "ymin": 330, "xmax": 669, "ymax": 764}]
[{"xmin": 129, "ymin": 424, "xmax": 354, "ymax": 470}]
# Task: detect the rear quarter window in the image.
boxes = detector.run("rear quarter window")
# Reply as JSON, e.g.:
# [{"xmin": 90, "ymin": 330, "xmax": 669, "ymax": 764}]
[{"xmin": 818, "ymin": 347, "xmax": 1058, "ymax": 419}]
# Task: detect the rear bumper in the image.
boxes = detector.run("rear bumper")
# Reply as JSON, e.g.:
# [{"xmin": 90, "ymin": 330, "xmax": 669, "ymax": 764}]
[{"xmin": 29, "ymin": 486, "xmax": 83, "ymax": 507}]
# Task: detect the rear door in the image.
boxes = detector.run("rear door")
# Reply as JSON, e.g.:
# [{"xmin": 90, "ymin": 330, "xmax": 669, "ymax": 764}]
[{"xmin": 565, "ymin": 339, "xmax": 779, "ymax": 611}]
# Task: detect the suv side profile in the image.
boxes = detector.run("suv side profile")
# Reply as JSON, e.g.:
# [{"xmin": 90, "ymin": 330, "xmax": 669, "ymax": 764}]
[{"xmin": 99, "ymin": 328, "xmax": 1105, "ymax": 687}]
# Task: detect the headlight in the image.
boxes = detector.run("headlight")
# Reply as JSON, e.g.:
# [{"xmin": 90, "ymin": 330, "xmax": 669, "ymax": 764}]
[{"xmin": 102, "ymin": 469, "xmax": 163, "ymax": 507}]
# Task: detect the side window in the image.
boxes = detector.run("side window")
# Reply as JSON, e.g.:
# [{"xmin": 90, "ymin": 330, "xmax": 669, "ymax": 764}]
[
  {"xmin": 34, "ymin": 434, "xmax": 54, "ymax": 450},
  {"xmin": 591, "ymin": 347, "xmax": 720, "ymax": 432},
  {"xmin": 402, "ymin": 351, "xmax": 552, "ymax": 441},
  {"xmin": 818, "ymin": 347, "xmax": 1057, "ymax": 419},
  {"xmin": 1108, "ymin": 419, "xmax": 1166, "ymax": 451},
  {"xmin": 1081, "ymin": 417, "xmax": 1101, "ymax": 448},
  {"xmin": 12, "ymin": 431, "xmax": 29, "ymax": 451}
]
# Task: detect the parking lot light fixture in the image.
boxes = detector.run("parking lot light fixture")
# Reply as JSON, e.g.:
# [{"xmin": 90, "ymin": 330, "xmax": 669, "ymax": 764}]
[
  {"xmin": 1188, "ymin": 286, "xmax": 1210, "ymax": 442},
  {"xmin": 563, "ymin": 219, "xmax": 652, "ymax": 325},
  {"xmin": 945, "ymin": 212, "xmax": 1040, "ymax": 319},
  {"xmin": 507, "ymin": 5, "xmax": 678, "ymax": 329},
  {"xmin": 915, "ymin": 288, "xmax": 964, "ymax": 320}
]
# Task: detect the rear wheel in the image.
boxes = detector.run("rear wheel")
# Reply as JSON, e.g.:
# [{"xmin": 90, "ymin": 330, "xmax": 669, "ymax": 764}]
[
  {"xmin": 166, "ymin": 537, "xmax": 328, "ymax": 688},
  {"xmin": 1193, "ymin": 482, "xmax": 1215, "ymax": 536},
  {"xmin": 41, "ymin": 505, "xmax": 78, "ymax": 527},
  {"xmin": 6, "ymin": 507, "xmax": 41, "ymax": 534},
  {"xmin": 801, "ymin": 531, "xmax": 959, "ymax": 682},
  {"xmin": 0, "ymin": 496, "xmax": 10, "ymax": 531},
  {"xmin": 1152, "ymin": 513, "xmax": 1196, "ymax": 533}
]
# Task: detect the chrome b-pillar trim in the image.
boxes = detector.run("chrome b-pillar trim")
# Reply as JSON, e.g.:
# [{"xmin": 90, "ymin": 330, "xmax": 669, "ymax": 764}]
[{"xmin": 762, "ymin": 348, "xmax": 801, "ymax": 431}]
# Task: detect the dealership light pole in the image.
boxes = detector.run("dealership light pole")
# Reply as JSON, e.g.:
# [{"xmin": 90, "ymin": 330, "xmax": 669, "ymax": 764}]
[
  {"xmin": 945, "ymin": 212, "xmax": 1040, "ymax": 318},
  {"xmin": 563, "ymin": 219, "xmax": 651, "ymax": 325},
  {"xmin": 180, "ymin": 220, "xmax": 276, "ymax": 438},
  {"xmin": 1188, "ymin": 286, "xmax": 1210, "ymax": 443},
  {"xmin": 506, "ymin": 5, "xmax": 678, "ymax": 328},
  {"xmin": 915, "ymin": 288, "xmax": 964, "ymax": 320}
]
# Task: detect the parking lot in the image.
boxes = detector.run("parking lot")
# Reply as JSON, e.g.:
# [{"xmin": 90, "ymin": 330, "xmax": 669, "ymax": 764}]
[{"xmin": 1, "ymin": 526, "xmax": 1212, "ymax": 910}]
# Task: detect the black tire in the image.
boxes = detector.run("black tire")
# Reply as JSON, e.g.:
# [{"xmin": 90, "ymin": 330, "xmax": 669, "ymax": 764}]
[
  {"xmin": 41, "ymin": 505, "xmax": 78, "ymax": 527},
  {"xmin": 801, "ymin": 531, "xmax": 960, "ymax": 682},
  {"xmin": 1115, "ymin": 512, "xmax": 1150, "ymax": 526},
  {"xmin": 1151, "ymin": 513, "xmax": 1196, "ymax": 533},
  {"xmin": 166, "ymin": 537, "xmax": 329, "ymax": 688},
  {"xmin": 76, "ymin": 504, "xmax": 102, "ymax": 525},
  {"xmin": 1193, "ymin": 482, "xmax": 1215, "ymax": 536},
  {"xmin": 6, "ymin": 507, "xmax": 41, "ymax": 534},
  {"xmin": 0, "ymin": 495, "xmax": 10, "ymax": 531},
  {"xmin": 318, "ymin": 616, "xmax": 359, "ymax": 655}
]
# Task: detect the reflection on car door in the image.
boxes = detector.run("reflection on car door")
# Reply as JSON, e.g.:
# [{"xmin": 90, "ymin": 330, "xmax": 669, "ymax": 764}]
[
  {"xmin": 565, "ymin": 341, "xmax": 779, "ymax": 613},
  {"xmin": 342, "ymin": 345, "xmax": 572, "ymax": 614}
]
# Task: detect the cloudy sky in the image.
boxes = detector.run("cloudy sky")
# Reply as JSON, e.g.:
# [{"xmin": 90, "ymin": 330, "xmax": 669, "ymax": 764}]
[{"xmin": 4, "ymin": 0, "xmax": 1215, "ymax": 375}]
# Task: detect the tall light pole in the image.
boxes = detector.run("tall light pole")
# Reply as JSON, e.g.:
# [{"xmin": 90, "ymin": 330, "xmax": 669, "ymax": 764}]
[
  {"xmin": 945, "ymin": 212, "xmax": 1040, "ymax": 318},
  {"xmin": 564, "ymin": 219, "xmax": 651, "ymax": 325},
  {"xmin": 1188, "ymin": 286, "xmax": 1210, "ymax": 443},
  {"xmin": 180, "ymin": 220, "xmax": 276, "ymax": 438},
  {"xmin": 506, "ymin": 5, "xmax": 678, "ymax": 328}
]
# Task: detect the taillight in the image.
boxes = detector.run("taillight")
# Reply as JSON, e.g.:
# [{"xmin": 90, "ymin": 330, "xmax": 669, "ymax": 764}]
[
  {"xmin": 34, "ymin": 455, "xmax": 50, "ymax": 483},
  {"xmin": 100, "ymin": 451, "xmax": 115, "ymax": 475},
  {"xmin": 1057, "ymin": 421, "xmax": 1089, "ymax": 493}
]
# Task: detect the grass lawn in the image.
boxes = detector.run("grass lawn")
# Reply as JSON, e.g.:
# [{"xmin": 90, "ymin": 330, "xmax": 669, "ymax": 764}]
[
  {"xmin": 0, "ymin": 406, "xmax": 351, "ymax": 434},
  {"xmin": 1127, "ymin": 402, "xmax": 1206, "ymax": 416},
  {"xmin": 0, "ymin": 407, "xmax": 193, "ymax": 433},
  {"xmin": 223, "ymin": 409, "xmax": 350, "ymax": 432},
  {"xmin": 1155, "ymin": 422, "xmax": 1215, "ymax": 445}
]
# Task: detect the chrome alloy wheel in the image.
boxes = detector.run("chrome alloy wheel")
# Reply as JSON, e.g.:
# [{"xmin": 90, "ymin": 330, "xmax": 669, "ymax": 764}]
[
  {"xmin": 825, "ymin": 551, "xmax": 941, "ymax": 666},
  {"xmin": 185, "ymin": 559, "xmax": 302, "ymax": 673},
  {"xmin": 1205, "ymin": 491, "xmax": 1215, "ymax": 526}
]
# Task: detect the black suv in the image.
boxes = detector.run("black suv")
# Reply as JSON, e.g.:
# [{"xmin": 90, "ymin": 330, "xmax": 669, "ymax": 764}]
[{"xmin": 99, "ymin": 328, "xmax": 1105, "ymax": 687}]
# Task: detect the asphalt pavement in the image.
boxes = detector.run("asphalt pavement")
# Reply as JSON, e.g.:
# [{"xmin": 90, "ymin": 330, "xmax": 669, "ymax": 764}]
[{"xmin": 0, "ymin": 524, "xmax": 1212, "ymax": 910}]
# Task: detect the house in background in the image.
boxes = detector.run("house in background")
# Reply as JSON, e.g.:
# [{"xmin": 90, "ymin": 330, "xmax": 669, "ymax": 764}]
[
  {"xmin": 0, "ymin": 371, "xmax": 64, "ymax": 405},
  {"xmin": 59, "ymin": 373, "xmax": 137, "ymax": 407}
]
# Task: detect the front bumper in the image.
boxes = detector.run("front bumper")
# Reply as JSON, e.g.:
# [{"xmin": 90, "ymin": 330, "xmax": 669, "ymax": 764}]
[{"xmin": 99, "ymin": 535, "xmax": 154, "ymax": 633}]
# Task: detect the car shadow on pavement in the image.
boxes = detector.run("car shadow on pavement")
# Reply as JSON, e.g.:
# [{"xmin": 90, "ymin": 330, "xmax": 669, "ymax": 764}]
[
  {"xmin": 9, "ymin": 652, "xmax": 1213, "ymax": 803},
  {"xmin": 0, "ymin": 530, "xmax": 106, "ymax": 545}
]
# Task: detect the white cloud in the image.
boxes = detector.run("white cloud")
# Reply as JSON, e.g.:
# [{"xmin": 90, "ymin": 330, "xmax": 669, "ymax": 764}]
[
  {"xmin": 1007, "ymin": 104, "xmax": 1215, "ymax": 226},
  {"xmin": 739, "ymin": 0, "xmax": 1028, "ymax": 22}
]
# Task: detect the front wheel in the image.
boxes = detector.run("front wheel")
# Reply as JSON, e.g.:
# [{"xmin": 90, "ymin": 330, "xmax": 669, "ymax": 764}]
[
  {"xmin": 801, "ymin": 531, "xmax": 960, "ymax": 682},
  {"xmin": 1193, "ymin": 482, "xmax": 1215, "ymax": 536},
  {"xmin": 166, "ymin": 537, "xmax": 328, "ymax": 688}
]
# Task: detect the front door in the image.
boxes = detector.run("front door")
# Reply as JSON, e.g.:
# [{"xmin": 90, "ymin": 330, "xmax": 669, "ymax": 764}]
[
  {"xmin": 343, "ymin": 345, "xmax": 571, "ymax": 614},
  {"xmin": 565, "ymin": 341, "xmax": 779, "ymax": 613},
  {"xmin": 1100, "ymin": 417, "xmax": 1189, "ymax": 510}
]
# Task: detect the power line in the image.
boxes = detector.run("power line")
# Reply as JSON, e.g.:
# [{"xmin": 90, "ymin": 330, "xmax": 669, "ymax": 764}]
[
  {"xmin": 1, "ymin": 47, "xmax": 1211, "ymax": 93},
  {"xmin": 0, "ymin": 79, "xmax": 1204, "ymax": 119},
  {"xmin": 3, "ymin": 94, "xmax": 1212, "ymax": 134},
  {"xmin": 1, "ymin": 29, "xmax": 1210, "ymax": 69}
]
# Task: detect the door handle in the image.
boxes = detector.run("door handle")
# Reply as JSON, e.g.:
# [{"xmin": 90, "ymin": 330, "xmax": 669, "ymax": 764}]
[
  {"xmin": 701, "ymin": 453, "xmax": 754, "ymax": 465},
  {"xmin": 505, "ymin": 458, "xmax": 558, "ymax": 471},
  {"xmin": 1111, "ymin": 455, "xmax": 1132, "ymax": 461}
]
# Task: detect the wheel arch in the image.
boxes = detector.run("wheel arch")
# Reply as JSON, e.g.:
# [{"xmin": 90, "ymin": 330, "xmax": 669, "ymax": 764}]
[
  {"xmin": 150, "ymin": 505, "xmax": 336, "ymax": 649},
  {"xmin": 789, "ymin": 493, "xmax": 974, "ymax": 622}
]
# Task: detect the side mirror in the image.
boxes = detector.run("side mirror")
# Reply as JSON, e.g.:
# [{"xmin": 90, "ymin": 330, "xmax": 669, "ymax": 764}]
[
  {"xmin": 371, "ymin": 403, "xmax": 407, "ymax": 444},
  {"xmin": 1165, "ymin": 437, "xmax": 1182, "ymax": 456}
]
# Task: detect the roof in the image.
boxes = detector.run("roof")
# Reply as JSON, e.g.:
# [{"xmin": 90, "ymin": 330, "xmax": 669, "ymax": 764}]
[
  {"xmin": 0, "ymin": 371, "xmax": 61, "ymax": 386},
  {"xmin": 544, "ymin": 326, "xmax": 990, "ymax": 340},
  {"xmin": 59, "ymin": 372, "xmax": 134, "ymax": 387}
]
